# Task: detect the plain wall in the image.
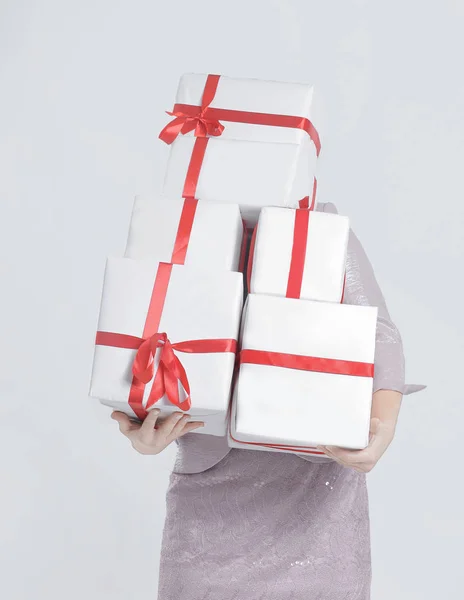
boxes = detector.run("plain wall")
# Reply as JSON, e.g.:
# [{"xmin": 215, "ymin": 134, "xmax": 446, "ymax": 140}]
[{"xmin": 1, "ymin": 1, "xmax": 462, "ymax": 598}]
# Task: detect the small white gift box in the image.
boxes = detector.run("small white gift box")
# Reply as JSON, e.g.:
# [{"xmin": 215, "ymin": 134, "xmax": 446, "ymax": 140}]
[
  {"xmin": 229, "ymin": 294, "xmax": 378, "ymax": 451},
  {"xmin": 160, "ymin": 73, "xmax": 322, "ymax": 226},
  {"xmin": 248, "ymin": 207, "xmax": 349, "ymax": 302},
  {"xmin": 89, "ymin": 258, "xmax": 243, "ymax": 436},
  {"xmin": 124, "ymin": 195, "xmax": 244, "ymax": 271}
]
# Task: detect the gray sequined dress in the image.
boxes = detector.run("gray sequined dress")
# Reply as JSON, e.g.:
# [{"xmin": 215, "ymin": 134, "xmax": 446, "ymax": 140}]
[{"xmin": 156, "ymin": 202, "xmax": 425, "ymax": 600}]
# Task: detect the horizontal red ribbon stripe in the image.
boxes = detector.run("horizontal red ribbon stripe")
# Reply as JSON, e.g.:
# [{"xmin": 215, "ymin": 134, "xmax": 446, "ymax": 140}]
[
  {"xmin": 95, "ymin": 332, "xmax": 236, "ymax": 355},
  {"xmin": 240, "ymin": 349, "xmax": 374, "ymax": 378},
  {"xmin": 227, "ymin": 346, "xmax": 373, "ymax": 454},
  {"xmin": 167, "ymin": 103, "xmax": 321, "ymax": 156},
  {"xmin": 96, "ymin": 329, "xmax": 237, "ymax": 414}
]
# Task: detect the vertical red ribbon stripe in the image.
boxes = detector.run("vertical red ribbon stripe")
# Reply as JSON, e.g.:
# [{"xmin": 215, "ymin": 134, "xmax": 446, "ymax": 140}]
[
  {"xmin": 182, "ymin": 137, "xmax": 209, "ymax": 199},
  {"xmin": 238, "ymin": 219, "xmax": 249, "ymax": 274},
  {"xmin": 126, "ymin": 262, "xmax": 173, "ymax": 419},
  {"xmin": 181, "ymin": 75, "xmax": 221, "ymax": 200},
  {"xmin": 246, "ymin": 222, "xmax": 259, "ymax": 293},
  {"xmin": 286, "ymin": 209, "xmax": 310, "ymax": 299},
  {"xmin": 171, "ymin": 198, "xmax": 198, "ymax": 264}
]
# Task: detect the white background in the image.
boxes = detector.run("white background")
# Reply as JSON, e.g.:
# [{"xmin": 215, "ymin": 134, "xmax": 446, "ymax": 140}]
[{"xmin": 0, "ymin": 1, "xmax": 462, "ymax": 598}]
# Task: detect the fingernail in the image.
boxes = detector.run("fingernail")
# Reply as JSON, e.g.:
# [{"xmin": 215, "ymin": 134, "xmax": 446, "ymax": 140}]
[{"xmin": 175, "ymin": 413, "xmax": 184, "ymax": 420}]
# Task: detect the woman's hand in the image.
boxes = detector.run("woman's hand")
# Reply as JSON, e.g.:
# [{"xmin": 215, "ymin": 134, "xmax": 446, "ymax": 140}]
[
  {"xmin": 111, "ymin": 408, "xmax": 205, "ymax": 455},
  {"xmin": 317, "ymin": 417, "xmax": 395, "ymax": 473}
]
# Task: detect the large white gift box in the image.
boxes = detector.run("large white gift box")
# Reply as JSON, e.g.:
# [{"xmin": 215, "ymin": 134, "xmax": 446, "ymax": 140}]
[
  {"xmin": 229, "ymin": 294, "xmax": 378, "ymax": 450},
  {"xmin": 248, "ymin": 207, "xmax": 349, "ymax": 302},
  {"xmin": 160, "ymin": 73, "xmax": 322, "ymax": 226},
  {"xmin": 125, "ymin": 195, "xmax": 244, "ymax": 271},
  {"xmin": 89, "ymin": 258, "xmax": 243, "ymax": 436}
]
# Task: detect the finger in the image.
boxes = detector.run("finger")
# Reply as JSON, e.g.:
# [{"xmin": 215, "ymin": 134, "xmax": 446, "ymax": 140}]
[
  {"xmin": 366, "ymin": 419, "xmax": 392, "ymax": 458},
  {"xmin": 317, "ymin": 446, "xmax": 348, "ymax": 467},
  {"xmin": 111, "ymin": 411, "xmax": 139, "ymax": 436},
  {"xmin": 138, "ymin": 408, "xmax": 161, "ymax": 442},
  {"xmin": 322, "ymin": 446, "xmax": 371, "ymax": 472},
  {"xmin": 158, "ymin": 411, "xmax": 188, "ymax": 437},
  {"xmin": 168, "ymin": 413, "xmax": 194, "ymax": 438},
  {"xmin": 175, "ymin": 420, "xmax": 205, "ymax": 438},
  {"xmin": 324, "ymin": 446, "xmax": 370, "ymax": 464}
]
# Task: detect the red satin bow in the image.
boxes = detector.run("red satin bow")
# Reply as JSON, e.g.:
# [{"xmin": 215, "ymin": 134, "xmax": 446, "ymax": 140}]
[
  {"xmin": 132, "ymin": 332, "xmax": 192, "ymax": 412},
  {"xmin": 95, "ymin": 328, "xmax": 237, "ymax": 416},
  {"xmin": 159, "ymin": 108, "xmax": 225, "ymax": 145},
  {"xmin": 159, "ymin": 73, "xmax": 224, "ymax": 145}
]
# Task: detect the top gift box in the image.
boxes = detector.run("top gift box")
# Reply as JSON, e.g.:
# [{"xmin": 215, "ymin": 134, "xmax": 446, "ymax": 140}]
[{"xmin": 159, "ymin": 73, "xmax": 322, "ymax": 225}]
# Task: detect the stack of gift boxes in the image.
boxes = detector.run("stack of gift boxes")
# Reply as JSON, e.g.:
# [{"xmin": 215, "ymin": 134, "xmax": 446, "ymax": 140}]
[{"xmin": 89, "ymin": 73, "xmax": 378, "ymax": 454}]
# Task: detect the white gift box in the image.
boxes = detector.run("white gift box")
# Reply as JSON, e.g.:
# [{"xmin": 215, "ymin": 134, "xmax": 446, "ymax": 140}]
[
  {"xmin": 227, "ymin": 388, "xmax": 328, "ymax": 458},
  {"xmin": 248, "ymin": 207, "xmax": 349, "ymax": 302},
  {"xmin": 161, "ymin": 73, "xmax": 322, "ymax": 226},
  {"xmin": 124, "ymin": 195, "xmax": 244, "ymax": 271},
  {"xmin": 230, "ymin": 294, "xmax": 378, "ymax": 450},
  {"xmin": 89, "ymin": 258, "xmax": 243, "ymax": 436}
]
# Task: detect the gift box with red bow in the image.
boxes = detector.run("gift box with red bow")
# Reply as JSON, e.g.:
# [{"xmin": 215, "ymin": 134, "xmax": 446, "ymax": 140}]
[
  {"xmin": 247, "ymin": 207, "xmax": 349, "ymax": 302},
  {"xmin": 125, "ymin": 195, "xmax": 244, "ymax": 271},
  {"xmin": 89, "ymin": 258, "xmax": 243, "ymax": 436},
  {"xmin": 228, "ymin": 293, "xmax": 378, "ymax": 452},
  {"xmin": 159, "ymin": 73, "xmax": 322, "ymax": 226}
]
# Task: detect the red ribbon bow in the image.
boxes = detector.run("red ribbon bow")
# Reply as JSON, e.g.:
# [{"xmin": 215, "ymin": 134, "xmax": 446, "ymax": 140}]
[
  {"xmin": 159, "ymin": 107, "xmax": 225, "ymax": 145},
  {"xmin": 132, "ymin": 332, "xmax": 192, "ymax": 412},
  {"xmin": 159, "ymin": 74, "xmax": 225, "ymax": 145}
]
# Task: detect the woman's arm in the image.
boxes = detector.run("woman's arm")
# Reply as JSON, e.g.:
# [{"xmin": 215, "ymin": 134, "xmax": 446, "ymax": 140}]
[
  {"xmin": 298, "ymin": 202, "xmax": 424, "ymax": 466},
  {"xmin": 318, "ymin": 389, "xmax": 403, "ymax": 472}
]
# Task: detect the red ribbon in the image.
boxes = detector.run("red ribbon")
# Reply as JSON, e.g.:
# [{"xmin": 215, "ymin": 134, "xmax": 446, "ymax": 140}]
[
  {"xmin": 246, "ymin": 177, "xmax": 318, "ymax": 293},
  {"xmin": 171, "ymin": 197, "xmax": 198, "ymax": 264},
  {"xmin": 240, "ymin": 349, "xmax": 374, "ymax": 378},
  {"xmin": 96, "ymin": 330, "xmax": 237, "ymax": 413},
  {"xmin": 246, "ymin": 221, "xmax": 258, "ymax": 293},
  {"xmin": 95, "ymin": 262, "xmax": 237, "ymax": 419},
  {"xmin": 286, "ymin": 209, "xmax": 310, "ymax": 299},
  {"xmin": 238, "ymin": 219, "xmax": 249, "ymax": 274},
  {"xmin": 298, "ymin": 177, "xmax": 317, "ymax": 210},
  {"xmin": 160, "ymin": 77, "xmax": 321, "ymax": 156},
  {"xmin": 159, "ymin": 74, "xmax": 224, "ymax": 145},
  {"xmin": 160, "ymin": 74, "xmax": 321, "ymax": 203},
  {"xmin": 340, "ymin": 272, "xmax": 346, "ymax": 303},
  {"xmin": 228, "ymin": 348, "xmax": 373, "ymax": 453}
]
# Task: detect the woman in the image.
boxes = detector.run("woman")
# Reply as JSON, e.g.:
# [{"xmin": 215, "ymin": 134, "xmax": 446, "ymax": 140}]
[{"xmin": 112, "ymin": 201, "xmax": 425, "ymax": 599}]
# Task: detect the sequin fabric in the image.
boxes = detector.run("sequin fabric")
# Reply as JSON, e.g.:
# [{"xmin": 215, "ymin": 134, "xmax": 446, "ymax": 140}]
[{"xmin": 157, "ymin": 447, "xmax": 371, "ymax": 600}]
